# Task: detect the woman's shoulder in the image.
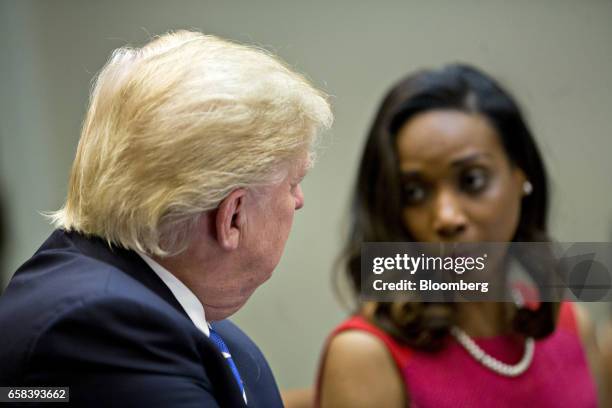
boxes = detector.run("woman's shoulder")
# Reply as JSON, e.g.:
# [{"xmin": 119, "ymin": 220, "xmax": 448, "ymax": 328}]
[
  {"xmin": 317, "ymin": 315, "xmax": 407, "ymax": 408},
  {"xmin": 330, "ymin": 314, "xmax": 414, "ymax": 367}
]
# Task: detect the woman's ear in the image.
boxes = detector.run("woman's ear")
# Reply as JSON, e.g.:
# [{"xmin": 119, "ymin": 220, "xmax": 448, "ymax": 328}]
[
  {"xmin": 216, "ymin": 189, "xmax": 247, "ymax": 251},
  {"xmin": 513, "ymin": 167, "xmax": 530, "ymax": 197}
]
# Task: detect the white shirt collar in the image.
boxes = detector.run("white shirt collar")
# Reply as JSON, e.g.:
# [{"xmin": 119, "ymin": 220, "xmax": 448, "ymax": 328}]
[{"xmin": 136, "ymin": 251, "xmax": 210, "ymax": 337}]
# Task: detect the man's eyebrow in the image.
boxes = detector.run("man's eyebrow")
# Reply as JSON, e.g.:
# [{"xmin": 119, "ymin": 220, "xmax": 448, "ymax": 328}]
[{"xmin": 298, "ymin": 157, "xmax": 314, "ymax": 177}]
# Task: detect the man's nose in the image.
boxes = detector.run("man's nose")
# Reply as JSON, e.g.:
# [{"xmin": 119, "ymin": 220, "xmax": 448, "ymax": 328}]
[
  {"xmin": 432, "ymin": 189, "xmax": 467, "ymax": 240},
  {"xmin": 295, "ymin": 185, "xmax": 304, "ymax": 210}
]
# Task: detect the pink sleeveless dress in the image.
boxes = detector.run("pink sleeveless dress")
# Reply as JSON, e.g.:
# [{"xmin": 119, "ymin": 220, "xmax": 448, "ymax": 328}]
[{"xmin": 316, "ymin": 303, "xmax": 597, "ymax": 407}]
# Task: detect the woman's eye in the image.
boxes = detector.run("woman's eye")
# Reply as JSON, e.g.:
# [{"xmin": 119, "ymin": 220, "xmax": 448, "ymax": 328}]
[
  {"xmin": 402, "ymin": 182, "xmax": 427, "ymax": 205},
  {"xmin": 460, "ymin": 168, "xmax": 488, "ymax": 193}
]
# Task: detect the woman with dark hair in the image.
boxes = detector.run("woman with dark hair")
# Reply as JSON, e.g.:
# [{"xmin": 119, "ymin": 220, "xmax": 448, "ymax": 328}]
[{"xmin": 316, "ymin": 64, "xmax": 602, "ymax": 407}]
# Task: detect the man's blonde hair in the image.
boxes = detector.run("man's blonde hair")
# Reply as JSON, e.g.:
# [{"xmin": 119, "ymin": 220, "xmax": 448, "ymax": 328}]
[{"xmin": 50, "ymin": 30, "xmax": 332, "ymax": 256}]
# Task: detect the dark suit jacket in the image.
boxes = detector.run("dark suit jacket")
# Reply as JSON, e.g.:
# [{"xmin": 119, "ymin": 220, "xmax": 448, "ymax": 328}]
[{"xmin": 0, "ymin": 230, "xmax": 284, "ymax": 407}]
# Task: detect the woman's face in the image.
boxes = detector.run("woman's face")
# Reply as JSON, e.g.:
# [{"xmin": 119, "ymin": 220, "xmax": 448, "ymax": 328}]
[{"xmin": 396, "ymin": 110, "xmax": 526, "ymax": 243}]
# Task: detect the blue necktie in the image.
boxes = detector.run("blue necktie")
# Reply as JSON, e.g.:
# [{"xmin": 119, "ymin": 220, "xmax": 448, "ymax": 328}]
[{"xmin": 209, "ymin": 328, "xmax": 247, "ymax": 405}]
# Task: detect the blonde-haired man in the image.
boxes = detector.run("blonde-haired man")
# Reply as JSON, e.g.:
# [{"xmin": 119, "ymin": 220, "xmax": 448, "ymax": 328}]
[{"xmin": 0, "ymin": 31, "xmax": 332, "ymax": 407}]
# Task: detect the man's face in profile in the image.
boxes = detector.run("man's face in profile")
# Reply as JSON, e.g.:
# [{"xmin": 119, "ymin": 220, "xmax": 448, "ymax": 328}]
[
  {"xmin": 241, "ymin": 151, "xmax": 309, "ymax": 286},
  {"xmin": 192, "ymin": 151, "xmax": 311, "ymax": 320}
]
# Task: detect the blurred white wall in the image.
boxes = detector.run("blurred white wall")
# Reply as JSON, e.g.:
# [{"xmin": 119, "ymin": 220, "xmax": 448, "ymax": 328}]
[{"xmin": 1, "ymin": 0, "xmax": 611, "ymax": 389}]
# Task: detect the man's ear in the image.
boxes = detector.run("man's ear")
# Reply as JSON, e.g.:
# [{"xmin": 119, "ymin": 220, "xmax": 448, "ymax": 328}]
[{"xmin": 216, "ymin": 189, "xmax": 247, "ymax": 251}]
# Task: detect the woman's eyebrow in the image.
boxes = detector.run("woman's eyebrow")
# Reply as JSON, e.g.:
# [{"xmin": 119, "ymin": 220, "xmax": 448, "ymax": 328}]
[
  {"xmin": 399, "ymin": 153, "xmax": 493, "ymax": 178},
  {"xmin": 450, "ymin": 152, "xmax": 492, "ymax": 168}
]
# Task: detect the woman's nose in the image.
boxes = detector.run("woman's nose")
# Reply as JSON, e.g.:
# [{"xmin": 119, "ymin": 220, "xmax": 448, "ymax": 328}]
[{"xmin": 432, "ymin": 189, "xmax": 468, "ymax": 240}]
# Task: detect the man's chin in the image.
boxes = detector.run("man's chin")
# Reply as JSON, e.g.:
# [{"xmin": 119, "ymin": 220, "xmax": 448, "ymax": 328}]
[
  {"xmin": 262, "ymin": 268, "xmax": 274, "ymax": 284},
  {"xmin": 204, "ymin": 298, "xmax": 249, "ymax": 321},
  {"xmin": 204, "ymin": 271, "xmax": 274, "ymax": 320}
]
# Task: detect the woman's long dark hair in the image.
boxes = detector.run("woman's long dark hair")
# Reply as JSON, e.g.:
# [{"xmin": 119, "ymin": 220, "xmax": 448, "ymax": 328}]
[{"xmin": 343, "ymin": 64, "xmax": 558, "ymax": 351}]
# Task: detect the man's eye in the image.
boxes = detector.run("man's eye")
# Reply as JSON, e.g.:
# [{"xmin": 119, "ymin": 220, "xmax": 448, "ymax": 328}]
[
  {"xmin": 402, "ymin": 182, "xmax": 427, "ymax": 205},
  {"xmin": 460, "ymin": 168, "xmax": 488, "ymax": 193}
]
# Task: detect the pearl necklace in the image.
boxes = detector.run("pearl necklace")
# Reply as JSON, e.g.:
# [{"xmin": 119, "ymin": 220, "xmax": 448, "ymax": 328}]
[
  {"xmin": 450, "ymin": 326, "xmax": 535, "ymax": 377},
  {"xmin": 451, "ymin": 289, "xmax": 534, "ymax": 377}
]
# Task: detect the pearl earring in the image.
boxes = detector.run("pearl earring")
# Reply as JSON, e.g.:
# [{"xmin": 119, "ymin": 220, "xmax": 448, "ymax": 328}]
[{"xmin": 523, "ymin": 180, "xmax": 533, "ymax": 196}]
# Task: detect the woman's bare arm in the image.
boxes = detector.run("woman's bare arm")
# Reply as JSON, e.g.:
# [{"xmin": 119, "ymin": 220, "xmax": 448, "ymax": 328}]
[
  {"xmin": 318, "ymin": 330, "xmax": 406, "ymax": 408},
  {"xmin": 281, "ymin": 388, "xmax": 313, "ymax": 408}
]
